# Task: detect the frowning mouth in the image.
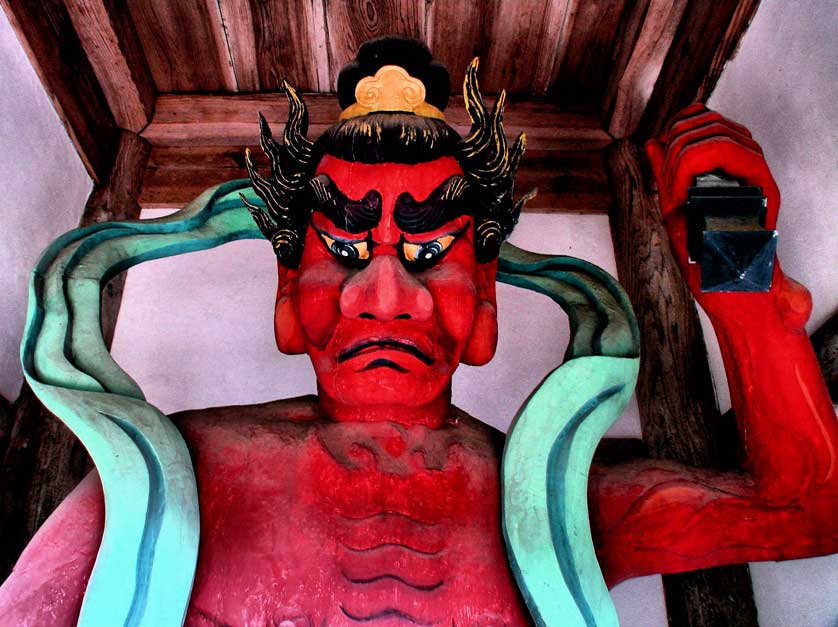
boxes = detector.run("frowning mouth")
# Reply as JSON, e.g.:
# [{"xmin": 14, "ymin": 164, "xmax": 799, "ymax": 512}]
[{"xmin": 337, "ymin": 339, "xmax": 435, "ymax": 365}]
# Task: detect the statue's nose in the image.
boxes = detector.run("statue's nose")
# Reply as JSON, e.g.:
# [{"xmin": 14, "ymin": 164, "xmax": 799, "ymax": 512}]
[{"xmin": 339, "ymin": 254, "xmax": 433, "ymax": 321}]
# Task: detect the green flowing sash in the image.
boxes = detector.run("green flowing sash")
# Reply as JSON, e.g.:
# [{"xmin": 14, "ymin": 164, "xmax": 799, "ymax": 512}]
[{"xmin": 21, "ymin": 179, "xmax": 639, "ymax": 626}]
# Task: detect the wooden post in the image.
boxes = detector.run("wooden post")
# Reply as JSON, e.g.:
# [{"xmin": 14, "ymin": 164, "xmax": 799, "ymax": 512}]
[
  {"xmin": 0, "ymin": 131, "xmax": 150, "ymax": 579},
  {"xmin": 605, "ymin": 138, "xmax": 758, "ymax": 626},
  {"xmin": 812, "ymin": 310, "xmax": 838, "ymax": 402}
]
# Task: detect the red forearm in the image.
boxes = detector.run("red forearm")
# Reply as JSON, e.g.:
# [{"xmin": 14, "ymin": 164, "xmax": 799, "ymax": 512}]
[{"xmin": 590, "ymin": 458, "xmax": 838, "ymax": 587}]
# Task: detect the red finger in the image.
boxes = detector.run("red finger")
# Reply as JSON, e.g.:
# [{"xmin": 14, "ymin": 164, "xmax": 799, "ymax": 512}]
[
  {"xmin": 664, "ymin": 122, "xmax": 763, "ymax": 191},
  {"xmin": 667, "ymin": 110, "xmax": 754, "ymax": 146},
  {"xmin": 667, "ymin": 136, "xmax": 780, "ymax": 227}
]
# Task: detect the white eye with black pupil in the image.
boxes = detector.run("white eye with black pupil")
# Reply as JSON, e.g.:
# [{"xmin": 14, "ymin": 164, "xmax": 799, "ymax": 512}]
[
  {"xmin": 332, "ymin": 241, "xmax": 358, "ymax": 259},
  {"xmin": 401, "ymin": 233, "xmax": 457, "ymax": 270}
]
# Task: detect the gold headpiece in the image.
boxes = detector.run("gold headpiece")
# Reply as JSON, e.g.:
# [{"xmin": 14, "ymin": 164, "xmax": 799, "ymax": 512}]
[{"xmin": 339, "ymin": 65, "xmax": 445, "ymax": 121}]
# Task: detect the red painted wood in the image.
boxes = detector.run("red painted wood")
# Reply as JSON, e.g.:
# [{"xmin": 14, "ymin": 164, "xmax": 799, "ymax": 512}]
[{"xmin": 591, "ymin": 105, "xmax": 838, "ymax": 586}]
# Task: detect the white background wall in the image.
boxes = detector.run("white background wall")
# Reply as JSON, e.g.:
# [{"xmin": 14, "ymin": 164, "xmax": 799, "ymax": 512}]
[
  {"xmin": 1, "ymin": 0, "xmax": 835, "ymax": 624},
  {"xmin": 707, "ymin": 1, "xmax": 838, "ymax": 625},
  {"xmin": 0, "ymin": 8, "xmax": 92, "ymax": 402}
]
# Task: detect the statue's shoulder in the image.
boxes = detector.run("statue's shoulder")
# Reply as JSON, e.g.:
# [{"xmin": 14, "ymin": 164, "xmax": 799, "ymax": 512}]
[{"xmin": 171, "ymin": 395, "xmax": 323, "ymax": 453}]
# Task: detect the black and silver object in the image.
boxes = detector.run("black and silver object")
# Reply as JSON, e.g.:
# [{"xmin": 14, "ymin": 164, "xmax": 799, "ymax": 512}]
[{"xmin": 685, "ymin": 171, "xmax": 777, "ymax": 292}]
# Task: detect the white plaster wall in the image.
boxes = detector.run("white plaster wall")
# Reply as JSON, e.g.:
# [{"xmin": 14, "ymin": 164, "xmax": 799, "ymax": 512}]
[
  {"xmin": 707, "ymin": 1, "xmax": 838, "ymax": 625},
  {"xmin": 0, "ymin": 7, "xmax": 93, "ymax": 401}
]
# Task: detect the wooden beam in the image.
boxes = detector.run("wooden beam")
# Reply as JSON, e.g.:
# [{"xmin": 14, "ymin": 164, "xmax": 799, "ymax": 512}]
[
  {"xmin": 63, "ymin": 0, "xmax": 156, "ymax": 132},
  {"xmin": 1, "ymin": 0, "xmax": 120, "ymax": 182},
  {"xmin": 126, "ymin": 0, "xmax": 235, "ymax": 92},
  {"xmin": 140, "ymin": 145, "xmax": 610, "ymax": 214},
  {"xmin": 138, "ymin": 93, "xmax": 612, "ymax": 212},
  {"xmin": 552, "ymin": 0, "xmax": 630, "ymax": 107},
  {"xmin": 216, "ymin": 0, "xmax": 259, "ymax": 91},
  {"xmin": 603, "ymin": 0, "xmax": 688, "ymax": 138},
  {"xmin": 531, "ymin": 0, "xmax": 578, "ymax": 95},
  {"xmin": 605, "ymin": 138, "xmax": 758, "ymax": 625},
  {"xmin": 0, "ymin": 131, "xmax": 150, "ymax": 579},
  {"xmin": 426, "ymin": 0, "xmax": 494, "ymax": 84},
  {"xmin": 247, "ymin": 0, "xmax": 329, "ymax": 92},
  {"xmin": 141, "ymin": 93, "xmax": 613, "ymax": 151},
  {"xmin": 635, "ymin": 0, "xmax": 761, "ymax": 140}
]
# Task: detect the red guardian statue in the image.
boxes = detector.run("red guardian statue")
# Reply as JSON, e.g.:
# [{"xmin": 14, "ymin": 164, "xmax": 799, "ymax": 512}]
[{"xmin": 1, "ymin": 36, "xmax": 836, "ymax": 627}]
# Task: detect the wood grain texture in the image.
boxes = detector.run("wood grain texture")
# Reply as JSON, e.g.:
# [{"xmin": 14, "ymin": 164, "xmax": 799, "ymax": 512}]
[
  {"xmin": 217, "ymin": 0, "xmax": 259, "ymax": 91},
  {"xmin": 0, "ymin": 0, "xmax": 119, "ymax": 182},
  {"xmin": 425, "ymin": 0, "xmax": 492, "ymax": 85},
  {"xmin": 531, "ymin": 0, "xmax": 578, "ymax": 95},
  {"xmin": 0, "ymin": 131, "xmax": 150, "ymax": 580},
  {"xmin": 251, "ymin": 0, "xmax": 329, "ymax": 92},
  {"xmin": 141, "ymin": 145, "xmax": 610, "ymax": 214},
  {"xmin": 636, "ymin": 0, "xmax": 761, "ymax": 139},
  {"xmin": 604, "ymin": 138, "xmax": 758, "ymax": 624},
  {"xmin": 127, "ymin": 0, "xmax": 235, "ymax": 91},
  {"xmin": 141, "ymin": 93, "xmax": 612, "ymax": 150},
  {"xmin": 553, "ymin": 0, "xmax": 629, "ymax": 107},
  {"xmin": 601, "ymin": 0, "xmax": 651, "ymax": 122},
  {"xmin": 479, "ymin": 0, "xmax": 550, "ymax": 93},
  {"xmin": 64, "ymin": 0, "xmax": 157, "ymax": 131},
  {"xmin": 605, "ymin": 0, "xmax": 688, "ymax": 138},
  {"xmin": 325, "ymin": 0, "xmax": 428, "ymax": 86}
]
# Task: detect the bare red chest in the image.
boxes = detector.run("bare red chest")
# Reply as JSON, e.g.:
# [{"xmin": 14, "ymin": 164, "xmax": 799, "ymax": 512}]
[{"xmin": 179, "ymin": 404, "xmax": 531, "ymax": 627}]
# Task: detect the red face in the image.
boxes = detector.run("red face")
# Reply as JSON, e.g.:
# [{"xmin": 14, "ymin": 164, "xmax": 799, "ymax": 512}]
[{"xmin": 275, "ymin": 155, "xmax": 498, "ymax": 427}]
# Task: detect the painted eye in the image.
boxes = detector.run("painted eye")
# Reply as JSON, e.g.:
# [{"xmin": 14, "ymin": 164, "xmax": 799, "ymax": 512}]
[
  {"xmin": 401, "ymin": 234, "xmax": 457, "ymax": 271},
  {"xmin": 317, "ymin": 231, "xmax": 370, "ymax": 268}
]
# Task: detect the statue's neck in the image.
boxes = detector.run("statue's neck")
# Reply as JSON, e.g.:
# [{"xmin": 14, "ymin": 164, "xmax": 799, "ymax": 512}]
[{"xmin": 316, "ymin": 384, "xmax": 452, "ymax": 429}]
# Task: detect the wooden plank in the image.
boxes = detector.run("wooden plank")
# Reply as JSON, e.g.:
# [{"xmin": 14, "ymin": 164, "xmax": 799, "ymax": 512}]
[
  {"xmin": 636, "ymin": 0, "xmax": 761, "ymax": 140},
  {"xmin": 64, "ymin": 0, "xmax": 157, "ymax": 132},
  {"xmin": 481, "ymin": 0, "xmax": 552, "ymax": 93},
  {"xmin": 531, "ymin": 0, "xmax": 578, "ymax": 95},
  {"xmin": 552, "ymin": 0, "xmax": 629, "ymax": 107},
  {"xmin": 250, "ymin": 0, "xmax": 329, "ymax": 92},
  {"xmin": 0, "ymin": 130, "xmax": 150, "ymax": 580},
  {"xmin": 600, "ymin": 0, "xmax": 651, "ymax": 121},
  {"xmin": 604, "ymin": 0, "xmax": 688, "ymax": 138},
  {"xmin": 217, "ymin": 0, "xmax": 259, "ymax": 91},
  {"xmin": 605, "ymin": 138, "xmax": 758, "ymax": 626},
  {"xmin": 324, "ymin": 0, "xmax": 428, "ymax": 85},
  {"xmin": 0, "ymin": 0, "xmax": 119, "ymax": 182},
  {"xmin": 140, "ymin": 145, "xmax": 611, "ymax": 214},
  {"xmin": 141, "ymin": 93, "xmax": 613, "ymax": 151},
  {"xmin": 127, "ymin": 0, "xmax": 235, "ymax": 91},
  {"xmin": 426, "ymin": 0, "xmax": 493, "ymax": 82}
]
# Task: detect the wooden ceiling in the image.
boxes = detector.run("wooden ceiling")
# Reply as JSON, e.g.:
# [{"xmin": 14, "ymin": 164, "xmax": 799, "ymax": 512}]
[{"xmin": 2, "ymin": 0, "xmax": 760, "ymax": 212}]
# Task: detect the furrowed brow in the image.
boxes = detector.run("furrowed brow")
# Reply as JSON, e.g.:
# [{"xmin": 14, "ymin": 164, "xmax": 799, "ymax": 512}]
[
  {"xmin": 394, "ymin": 176, "xmax": 471, "ymax": 234},
  {"xmin": 308, "ymin": 174, "xmax": 382, "ymax": 233}
]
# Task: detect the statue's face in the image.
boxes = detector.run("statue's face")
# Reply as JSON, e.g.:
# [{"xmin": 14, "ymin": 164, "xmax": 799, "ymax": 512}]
[{"xmin": 275, "ymin": 155, "xmax": 498, "ymax": 424}]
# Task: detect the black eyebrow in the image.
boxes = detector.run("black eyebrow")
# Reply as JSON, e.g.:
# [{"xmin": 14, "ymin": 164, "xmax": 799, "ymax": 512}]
[
  {"xmin": 394, "ymin": 176, "xmax": 472, "ymax": 234},
  {"xmin": 308, "ymin": 174, "xmax": 382, "ymax": 234}
]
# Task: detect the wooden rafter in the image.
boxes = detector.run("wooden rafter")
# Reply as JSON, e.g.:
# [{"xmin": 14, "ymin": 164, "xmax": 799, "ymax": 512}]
[
  {"xmin": 635, "ymin": 0, "xmax": 761, "ymax": 139},
  {"xmin": 0, "ymin": 0, "xmax": 119, "ymax": 182},
  {"xmin": 603, "ymin": 0, "xmax": 689, "ymax": 138},
  {"xmin": 64, "ymin": 0, "xmax": 156, "ymax": 132},
  {"xmin": 137, "ymin": 93, "xmax": 613, "ymax": 212}
]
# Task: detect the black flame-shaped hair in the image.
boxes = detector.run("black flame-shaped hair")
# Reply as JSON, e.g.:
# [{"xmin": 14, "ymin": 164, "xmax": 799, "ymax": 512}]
[
  {"xmin": 245, "ymin": 60, "xmax": 534, "ymax": 267},
  {"xmin": 459, "ymin": 58, "xmax": 533, "ymax": 262},
  {"xmin": 240, "ymin": 80, "xmax": 316, "ymax": 268}
]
